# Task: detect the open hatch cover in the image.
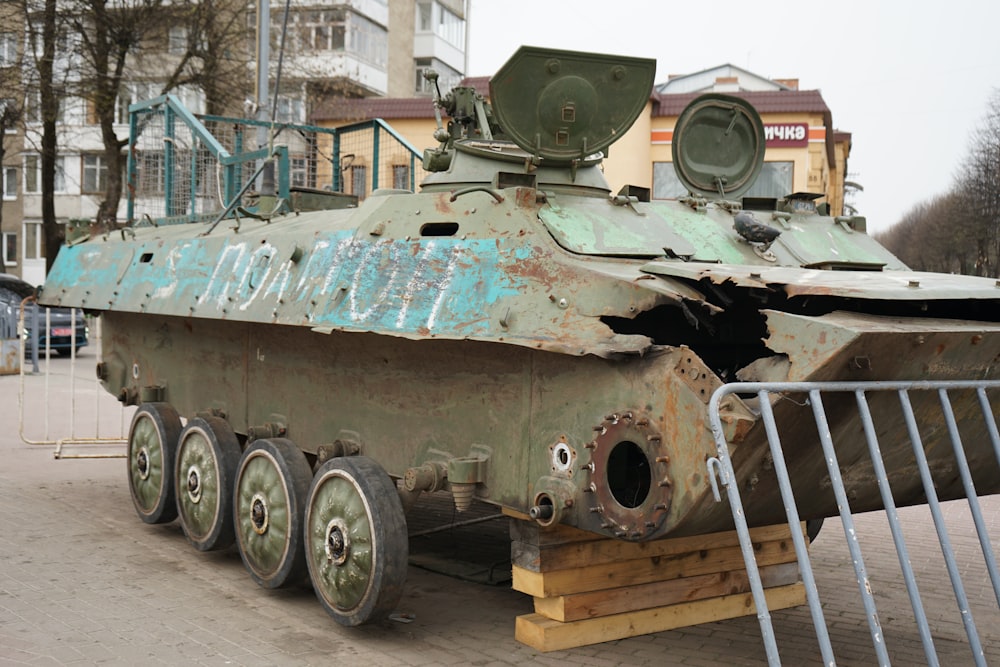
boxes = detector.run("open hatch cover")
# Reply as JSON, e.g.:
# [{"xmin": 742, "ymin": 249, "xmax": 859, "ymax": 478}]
[
  {"xmin": 671, "ymin": 94, "xmax": 765, "ymax": 200},
  {"xmin": 490, "ymin": 46, "xmax": 656, "ymax": 163}
]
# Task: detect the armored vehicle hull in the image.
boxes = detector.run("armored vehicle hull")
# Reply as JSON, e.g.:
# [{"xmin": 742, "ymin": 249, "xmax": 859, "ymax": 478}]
[{"xmin": 40, "ymin": 47, "xmax": 1000, "ymax": 625}]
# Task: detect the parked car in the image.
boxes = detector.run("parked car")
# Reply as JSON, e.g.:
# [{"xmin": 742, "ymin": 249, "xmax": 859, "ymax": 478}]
[{"xmin": 0, "ymin": 273, "xmax": 89, "ymax": 356}]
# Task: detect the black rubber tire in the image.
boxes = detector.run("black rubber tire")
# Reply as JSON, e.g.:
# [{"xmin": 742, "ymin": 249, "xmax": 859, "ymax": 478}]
[
  {"xmin": 174, "ymin": 416, "xmax": 242, "ymax": 551},
  {"xmin": 126, "ymin": 403, "xmax": 182, "ymax": 524},
  {"xmin": 304, "ymin": 456, "xmax": 408, "ymax": 626},
  {"xmin": 234, "ymin": 438, "xmax": 312, "ymax": 589}
]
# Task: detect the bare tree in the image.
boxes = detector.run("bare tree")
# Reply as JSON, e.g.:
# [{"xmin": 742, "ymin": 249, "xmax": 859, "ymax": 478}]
[
  {"xmin": 153, "ymin": 0, "xmax": 253, "ymax": 116},
  {"xmin": 20, "ymin": 0, "xmax": 64, "ymax": 271},
  {"xmin": 9, "ymin": 0, "xmax": 253, "ymax": 272},
  {"xmin": 957, "ymin": 88, "xmax": 1000, "ymax": 277},
  {"xmin": 879, "ymin": 89, "xmax": 1000, "ymax": 277},
  {"xmin": 0, "ymin": 41, "xmax": 24, "ymax": 244},
  {"xmin": 68, "ymin": 0, "xmax": 163, "ymax": 225}
]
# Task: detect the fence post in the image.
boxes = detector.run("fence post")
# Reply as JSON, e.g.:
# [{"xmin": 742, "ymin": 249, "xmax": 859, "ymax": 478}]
[
  {"xmin": 372, "ymin": 123, "xmax": 380, "ymax": 192},
  {"xmin": 164, "ymin": 105, "xmax": 176, "ymax": 217},
  {"xmin": 333, "ymin": 132, "xmax": 342, "ymax": 193}
]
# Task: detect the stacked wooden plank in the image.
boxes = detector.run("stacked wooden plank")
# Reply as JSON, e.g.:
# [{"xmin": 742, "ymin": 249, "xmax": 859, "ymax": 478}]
[{"xmin": 509, "ymin": 516, "xmax": 806, "ymax": 652}]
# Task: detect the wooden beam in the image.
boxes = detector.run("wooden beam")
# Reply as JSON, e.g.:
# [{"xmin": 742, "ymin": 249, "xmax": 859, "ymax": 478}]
[
  {"xmin": 513, "ymin": 538, "xmax": 797, "ymax": 598},
  {"xmin": 515, "ymin": 583, "xmax": 806, "ymax": 652},
  {"xmin": 513, "ymin": 522, "xmax": 801, "ymax": 572},
  {"xmin": 533, "ymin": 561, "xmax": 800, "ymax": 622}
]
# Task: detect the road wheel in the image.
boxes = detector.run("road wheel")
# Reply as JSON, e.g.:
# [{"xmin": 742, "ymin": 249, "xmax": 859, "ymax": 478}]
[
  {"xmin": 234, "ymin": 438, "xmax": 312, "ymax": 588},
  {"xmin": 304, "ymin": 456, "xmax": 408, "ymax": 626},
  {"xmin": 175, "ymin": 416, "xmax": 241, "ymax": 551},
  {"xmin": 127, "ymin": 403, "xmax": 182, "ymax": 524}
]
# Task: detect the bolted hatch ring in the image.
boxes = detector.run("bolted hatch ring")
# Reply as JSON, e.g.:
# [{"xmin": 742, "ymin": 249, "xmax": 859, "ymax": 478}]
[{"xmin": 585, "ymin": 411, "xmax": 672, "ymax": 540}]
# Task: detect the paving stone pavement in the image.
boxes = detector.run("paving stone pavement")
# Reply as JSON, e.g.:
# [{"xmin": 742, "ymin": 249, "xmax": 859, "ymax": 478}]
[{"xmin": 1, "ymin": 352, "xmax": 998, "ymax": 666}]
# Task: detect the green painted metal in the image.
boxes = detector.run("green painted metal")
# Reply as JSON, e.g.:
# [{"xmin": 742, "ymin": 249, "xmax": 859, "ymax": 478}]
[
  {"xmin": 671, "ymin": 94, "xmax": 766, "ymax": 199},
  {"xmin": 236, "ymin": 452, "xmax": 293, "ymax": 572},
  {"xmin": 490, "ymin": 46, "xmax": 656, "ymax": 162},
  {"xmin": 44, "ymin": 48, "xmax": 1000, "ymax": 553},
  {"xmin": 176, "ymin": 425, "xmax": 223, "ymax": 538},
  {"xmin": 129, "ymin": 413, "xmax": 167, "ymax": 513}
]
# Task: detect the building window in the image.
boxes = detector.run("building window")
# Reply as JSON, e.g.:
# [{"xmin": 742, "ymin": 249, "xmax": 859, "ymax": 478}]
[
  {"xmin": 291, "ymin": 8, "xmax": 346, "ymax": 52},
  {"xmin": 0, "ymin": 32, "xmax": 17, "ymax": 67},
  {"xmin": 651, "ymin": 162, "xmax": 687, "ymax": 199},
  {"xmin": 415, "ymin": 58, "xmax": 461, "ymax": 95},
  {"xmin": 115, "ymin": 89, "xmax": 131, "ymax": 125},
  {"xmin": 746, "ymin": 162, "xmax": 794, "ymax": 199},
  {"xmin": 23, "ymin": 221, "xmax": 41, "ymax": 262},
  {"xmin": 82, "ymin": 154, "xmax": 110, "ymax": 194},
  {"xmin": 3, "ymin": 167, "xmax": 16, "ymax": 200},
  {"xmin": 415, "ymin": 59, "xmax": 433, "ymax": 94},
  {"xmin": 23, "ymin": 155, "xmax": 39, "ymax": 194},
  {"xmin": 168, "ymin": 26, "xmax": 187, "ymax": 55},
  {"xmin": 274, "ymin": 95, "xmax": 305, "ymax": 123},
  {"xmin": 348, "ymin": 12, "xmax": 387, "ymax": 67},
  {"xmin": 415, "ymin": 2, "xmax": 464, "ymax": 48},
  {"xmin": 137, "ymin": 151, "xmax": 164, "ymax": 194},
  {"xmin": 392, "ymin": 164, "xmax": 410, "ymax": 190},
  {"xmin": 350, "ymin": 165, "xmax": 367, "ymax": 199},
  {"xmin": 91, "ymin": 84, "xmax": 157, "ymax": 126},
  {"xmin": 0, "ymin": 98, "xmax": 17, "ymax": 131},
  {"xmin": 174, "ymin": 85, "xmax": 205, "ymax": 115},
  {"xmin": 416, "ymin": 1, "xmax": 432, "ymax": 31},
  {"xmin": 290, "ymin": 156, "xmax": 309, "ymax": 188},
  {"xmin": 436, "ymin": 4, "xmax": 464, "ymax": 49},
  {"xmin": 23, "ymin": 154, "xmax": 67, "ymax": 194},
  {"xmin": 23, "ymin": 89, "xmax": 68, "ymax": 124},
  {"xmin": 2, "ymin": 232, "xmax": 15, "ymax": 266}
]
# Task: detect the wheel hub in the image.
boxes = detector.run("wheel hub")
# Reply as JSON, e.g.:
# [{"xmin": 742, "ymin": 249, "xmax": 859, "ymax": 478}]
[
  {"xmin": 325, "ymin": 518, "xmax": 350, "ymax": 566},
  {"xmin": 136, "ymin": 447, "xmax": 150, "ymax": 480},
  {"xmin": 250, "ymin": 493, "xmax": 269, "ymax": 534},
  {"xmin": 186, "ymin": 465, "xmax": 202, "ymax": 503}
]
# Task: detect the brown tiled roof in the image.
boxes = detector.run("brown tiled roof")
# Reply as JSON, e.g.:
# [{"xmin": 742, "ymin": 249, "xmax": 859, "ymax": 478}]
[
  {"xmin": 653, "ymin": 89, "xmax": 830, "ymax": 117},
  {"xmin": 311, "ymin": 97, "xmax": 436, "ymax": 122}
]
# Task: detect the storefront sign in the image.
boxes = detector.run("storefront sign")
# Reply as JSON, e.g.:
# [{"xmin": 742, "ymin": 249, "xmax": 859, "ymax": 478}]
[{"xmin": 764, "ymin": 123, "xmax": 809, "ymax": 147}]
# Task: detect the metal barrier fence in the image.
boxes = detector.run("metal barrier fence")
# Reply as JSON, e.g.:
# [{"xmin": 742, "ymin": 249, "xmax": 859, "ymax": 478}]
[
  {"xmin": 126, "ymin": 95, "xmax": 423, "ymax": 226},
  {"xmin": 707, "ymin": 380, "xmax": 1000, "ymax": 666},
  {"xmin": 17, "ymin": 300, "xmax": 132, "ymax": 458}
]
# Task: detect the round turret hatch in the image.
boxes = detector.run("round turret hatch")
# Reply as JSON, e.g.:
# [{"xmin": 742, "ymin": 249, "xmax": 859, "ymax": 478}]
[
  {"xmin": 490, "ymin": 46, "xmax": 656, "ymax": 162},
  {"xmin": 671, "ymin": 94, "xmax": 765, "ymax": 200}
]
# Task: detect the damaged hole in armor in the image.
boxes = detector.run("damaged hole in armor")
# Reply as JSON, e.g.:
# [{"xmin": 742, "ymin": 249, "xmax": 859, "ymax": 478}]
[
  {"xmin": 607, "ymin": 440, "xmax": 650, "ymax": 508},
  {"xmin": 602, "ymin": 302, "xmax": 774, "ymax": 380}
]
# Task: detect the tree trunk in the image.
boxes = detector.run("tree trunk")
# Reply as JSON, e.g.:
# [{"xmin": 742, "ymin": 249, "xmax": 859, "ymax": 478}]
[{"xmin": 39, "ymin": 0, "xmax": 62, "ymax": 273}]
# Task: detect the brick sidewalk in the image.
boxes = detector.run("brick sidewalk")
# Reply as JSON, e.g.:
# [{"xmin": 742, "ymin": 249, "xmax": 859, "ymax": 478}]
[{"xmin": 2, "ymin": 359, "xmax": 998, "ymax": 665}]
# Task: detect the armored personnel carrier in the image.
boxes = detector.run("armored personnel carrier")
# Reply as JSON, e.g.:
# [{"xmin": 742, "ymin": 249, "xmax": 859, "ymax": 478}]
[{"xmin": 40, "ymin": 47, "xmax": 1000, "ymax": 626}]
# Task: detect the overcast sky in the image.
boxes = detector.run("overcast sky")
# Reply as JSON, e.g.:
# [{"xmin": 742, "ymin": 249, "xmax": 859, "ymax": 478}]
[{"xmin": 465, "ymin": 0, "xmax": 1000, "ymax": 234}]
